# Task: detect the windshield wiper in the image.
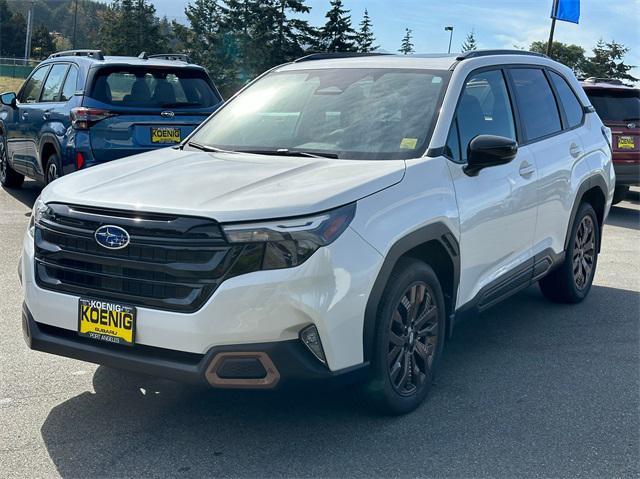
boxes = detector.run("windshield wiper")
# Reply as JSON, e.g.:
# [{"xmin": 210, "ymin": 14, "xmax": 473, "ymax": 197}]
[
  {"xmin": 161, "ymin": 102, "xmax": 202, "ymax": 108},
  {"xmin": 186, "ymin": 141, "xmax": 238, "ymax": 154},
  {"xmin": 235, "ymin": 148, "xmax": 339, "ymax": 159}
]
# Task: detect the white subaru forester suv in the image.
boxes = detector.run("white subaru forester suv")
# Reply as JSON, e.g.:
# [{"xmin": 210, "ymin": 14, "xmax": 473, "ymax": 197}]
[{"xmin": 20, "ymin": 50, "xmax": 614, "ymax": 414}]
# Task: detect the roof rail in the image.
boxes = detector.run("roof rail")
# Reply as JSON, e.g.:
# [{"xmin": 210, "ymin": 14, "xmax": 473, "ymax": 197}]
[
  {"xmin": 583, "ymin": 77, "xmax": 624, "ymax": 85},
  {"xmin": 293, "ymin": 52, "xmax": 392, "ymax": 63},
  {"xmin": 146, "ymin": 53, "xmax": 192, "ymax": 63},
  {"xmin": 48, "ymin": 49, "xmax": 104, "ymax": 60},
  {"xmin": 456, "ymin": 49, "xmax": 547, "ymax": 61}
]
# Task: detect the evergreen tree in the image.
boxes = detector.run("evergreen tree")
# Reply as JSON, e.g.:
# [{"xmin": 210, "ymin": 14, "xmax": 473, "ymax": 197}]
[
  {"xmin": 272, "ymin": 0, "xmax": 316, "ymax": 64},
  {"xmin": 31, "ymin": 24, "xmax": 56, "ymax": 59},
  {"xmin": 0, "ymin": 1, "xmax": 26, "ymax": 57},
  {"xmin": 319, "ymin": 0, "xmax": 356, "ymax": 52},
  {"xmin": 399, "ymin": 28, "xmax": 414, "ymax": 55},
  {"xmin": 180, "ymin": 0, "xmax": 238, "ymax": 95},
  {"xmin": 355, "ymin": 8, "xmax": 377, "ymax": 53},
  {"xmin": 581, "ymin": 39, "xmax": 637, "ymax": 82},
  {"xmin": 98, "ymin": 0, "xmax": 166, "ymax": 56},
  {"xmin": 461, "ymin": 30, "xmax": 477, "ymax": 52}
]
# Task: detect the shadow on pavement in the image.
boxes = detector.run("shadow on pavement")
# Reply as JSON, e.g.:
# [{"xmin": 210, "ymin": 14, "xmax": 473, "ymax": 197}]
[
  {"xmin": 39, "ymin": 284, "xmax": 639, "ymax": 478},
  {"xmin": 607, "ymin": 201, "xmax": 639, "ymax": 231},
  {"xmin": 2, "ymin": 180, "xmax": 41, "ymax": 209}
]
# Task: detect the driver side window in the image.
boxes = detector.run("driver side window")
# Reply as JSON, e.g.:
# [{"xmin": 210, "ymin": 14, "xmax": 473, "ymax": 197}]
[
  {"xmin": 446, "ymin": 70, "xmax": 516, "ymax": 163},
  {"xmin": 19, "ymin": 66, "xmax": 51, "ymax": 103}
]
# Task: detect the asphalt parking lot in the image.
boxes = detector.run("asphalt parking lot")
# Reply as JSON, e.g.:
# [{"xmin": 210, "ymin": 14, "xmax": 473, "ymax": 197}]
[{"xmin": 0, "ymin": 182, "xmax": 638, "ymax": 478}]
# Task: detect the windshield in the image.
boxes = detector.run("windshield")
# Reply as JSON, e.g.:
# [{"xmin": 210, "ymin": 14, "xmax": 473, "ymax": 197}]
[
  {"xmin": 586, "ymin": 89, "xmax": 640, "ymax": 122},
  {"xmin": 190, "ymin": 68, "xmax": 449, "ymax": 160},
  {"xmin": 89, "ymin": 67, "xmax": 220, "ymax": 109}
]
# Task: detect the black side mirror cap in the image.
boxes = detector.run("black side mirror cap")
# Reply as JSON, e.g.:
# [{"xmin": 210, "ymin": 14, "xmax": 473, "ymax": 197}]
[
  {"xmin": 0, "ymin": 92, "xmax": 17, "ymax": 108},
  {"xmin": 464, "ymin": 134, "xmax": 518, "ymax": 176}
]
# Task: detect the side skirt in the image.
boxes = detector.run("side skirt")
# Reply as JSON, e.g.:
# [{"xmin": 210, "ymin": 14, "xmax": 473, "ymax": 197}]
[{"xmin": 453, "ymin": 248, "xmax": 565, "ymax": 326}]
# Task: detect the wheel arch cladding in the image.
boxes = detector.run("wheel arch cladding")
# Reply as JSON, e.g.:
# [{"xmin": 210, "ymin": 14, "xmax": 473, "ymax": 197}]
[
  {"xmin": 362, "ymin": 223, "xmax": 460, "ymax": 362},
  {"xmin": 566, "ymin": 175, "xmax": 607, "ymax": 253}
]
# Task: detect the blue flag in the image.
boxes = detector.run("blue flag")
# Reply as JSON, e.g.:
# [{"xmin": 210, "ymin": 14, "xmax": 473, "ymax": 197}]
[{"xmin": 553, "ymin": 0, "xmax": 580, "ymax": 24}]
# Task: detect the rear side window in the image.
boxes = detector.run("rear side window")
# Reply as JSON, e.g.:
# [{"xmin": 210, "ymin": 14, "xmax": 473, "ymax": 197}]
[
  {"xmin": 60, "ymin": 66, "xmax": 79, "ymax": 102},
  {"xmin": 19, "ymin": 66, "xmax": 50, "ymax": 103},
  {"xmin": 88, "ymin": 67, "xmax": 219, "ymax": 108},
  {"xmin": 41, "ymin": 64, "xmax": 69, "ymax": 102},
  {"xmin": 549, "ymin": 71, "xmax": 583, "ymax": 128},
  {"xmin": 509, "ymin": 68, "xmax": 562, "ymax": 141},
  {"xmin": 586, "ymin": 89, "xmax": 640, "ymax": 122},
  {"xmin": 449, "ymin": 69, "xmax": 515, "ymax": 163}
]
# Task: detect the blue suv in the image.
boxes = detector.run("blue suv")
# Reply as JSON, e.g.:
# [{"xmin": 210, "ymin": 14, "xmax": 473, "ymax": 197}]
[{"xmin": 0, "ymin": 50, "xmax": 222, "ymax": 188}]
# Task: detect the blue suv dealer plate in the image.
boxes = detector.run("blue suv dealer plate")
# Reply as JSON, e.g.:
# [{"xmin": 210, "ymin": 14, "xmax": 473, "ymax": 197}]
[
  {"xmin": 78, "ymin": 298, "xmax": 136, "ymax": 346},
  {"xmin": 151, "ymin": 127, "xmax": 181, "ymax": 143}
]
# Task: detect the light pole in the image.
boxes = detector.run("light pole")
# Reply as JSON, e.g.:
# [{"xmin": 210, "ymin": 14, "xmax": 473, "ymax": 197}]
[{"xmin": 445, "ymin": 26, "xmax": 454, "ymax": 54}]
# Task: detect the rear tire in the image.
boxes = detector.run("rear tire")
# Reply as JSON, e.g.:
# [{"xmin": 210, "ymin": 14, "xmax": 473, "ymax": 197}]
[
  {"xmin": 539, "ymin": 202, "xmax": 599, "ymax": 304},
  {"xmin": 44, "ymin": 153, "xmax": 62, "ymax": 185},
  {"xmin": 364, "ymin": 258, "xmax": 446, "ymax": 415},
  {"xmin": 0, "ymin": 135, "xmax": 24, "ymax": 188},
  {"xmin": 612, "ymin": 185, "xmax": 629, "ymax": 205}
]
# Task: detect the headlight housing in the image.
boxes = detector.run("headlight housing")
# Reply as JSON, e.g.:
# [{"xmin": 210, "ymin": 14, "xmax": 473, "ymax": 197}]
[
  {"xmin": 28, "ymin": 197, "xmax": 50, "ymax": 237},
  {"xmin": 222, "ymin": 203, "xmax": 356, "ymax": 270}
]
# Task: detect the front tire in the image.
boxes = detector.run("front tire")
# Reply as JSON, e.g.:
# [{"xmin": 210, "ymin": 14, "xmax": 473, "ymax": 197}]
[
  {"xmin": 365, "ymin": 258, "xmax": 446, "ymax": 415},
  {"xmin": 539, "ymin": 202, "xmax": 599, "ymax": 303},
  {"xmin": 0, "ymin": 134, "xmax": 24, "ymax": 188}
]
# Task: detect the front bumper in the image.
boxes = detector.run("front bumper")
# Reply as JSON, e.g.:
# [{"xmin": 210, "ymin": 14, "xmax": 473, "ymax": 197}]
[
  {"xmin": 22, "ymin": 304, "xmax": 367, "ymax": 389},
  {"xmin": 21, "ymin": 225, "xmax": 383, "ymax": 373}
]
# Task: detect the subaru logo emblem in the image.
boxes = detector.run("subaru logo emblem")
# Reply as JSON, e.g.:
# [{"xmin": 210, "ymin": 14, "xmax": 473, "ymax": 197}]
[
  {"xmin": 628, "ymin": 123, "xmax": 636, "ymax": 129},
  {"xmin": 161, "ymin": 111, "xmax": 175, "ymax": 118},
  {"xmin": 95, "ymin": 225, "xmax": 130, "ymax": 250}
]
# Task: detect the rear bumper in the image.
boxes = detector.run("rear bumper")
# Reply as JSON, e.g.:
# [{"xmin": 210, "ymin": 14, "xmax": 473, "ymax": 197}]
[
  {"xmin": 22, "ymin": 303, "xmax": 368, "ymax": 389},
  {"xmin": 613, "ymin": 161, "xmax": 640, "ymax": 185}
]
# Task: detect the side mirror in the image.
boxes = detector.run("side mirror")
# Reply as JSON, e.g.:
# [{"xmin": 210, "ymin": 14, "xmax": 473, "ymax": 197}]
[
  {"xmin": 0, "ymin": 92, "xmax": 17, "ymax": 108},
  {"xmin": 464, "ymin": 134, "xmax": 518, "ymax": 176}
]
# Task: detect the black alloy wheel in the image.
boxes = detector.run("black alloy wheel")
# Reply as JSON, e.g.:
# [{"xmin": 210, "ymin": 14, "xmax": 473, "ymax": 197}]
[{"xmin": 387, "ymin": 282, "xmax": 439, "ymax": 396}]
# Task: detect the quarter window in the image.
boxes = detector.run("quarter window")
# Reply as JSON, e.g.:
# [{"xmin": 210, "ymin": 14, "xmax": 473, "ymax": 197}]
[
  {"xmin": 450, "ymin": 69, "xmax": 516, "ymax": 163},
  {"xmin": 60, "ymin": 66, "xmax": 79, "ymax": 102},
  {"xmin": 19, "ymin": 66, "xmax": 50, "ymax": 103},
  {"xmin": 549, "ymin": 71, "xmax": 583, "ymax": 128},
  {"xmin": 509, "ymin": 68, "xmax": 562, "ymax": 141},
  {"xmin": 41, "ymin": 64, "xmax": 69, "ymax": 102}
]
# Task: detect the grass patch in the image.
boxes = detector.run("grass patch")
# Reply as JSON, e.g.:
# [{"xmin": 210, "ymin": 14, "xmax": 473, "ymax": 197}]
[{"xmin": 0, "ymin": 76, "xmax": 25, "ymax": 93}]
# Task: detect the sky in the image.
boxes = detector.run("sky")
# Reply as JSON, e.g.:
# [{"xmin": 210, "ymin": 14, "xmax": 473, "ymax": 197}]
[{"xmin": 150, "ymin": 0, "xmax": 640, "ymax": 80}]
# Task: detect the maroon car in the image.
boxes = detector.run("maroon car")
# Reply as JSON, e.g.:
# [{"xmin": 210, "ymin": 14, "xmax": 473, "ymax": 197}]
[{"xmin": 582, "ymin": 78, "xmax": 640, "ymax": 204}]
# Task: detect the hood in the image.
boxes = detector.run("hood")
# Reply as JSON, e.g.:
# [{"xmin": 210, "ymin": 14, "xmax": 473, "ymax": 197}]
[{"xmin": 41, "ymin": 148, "xmax": 406, "ymax": 222}]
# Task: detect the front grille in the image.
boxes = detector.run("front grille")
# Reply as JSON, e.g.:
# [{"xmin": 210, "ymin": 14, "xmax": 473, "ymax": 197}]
[{"xmin": 34, "ymin": 203, "xmax": 243, "ymax": 313}]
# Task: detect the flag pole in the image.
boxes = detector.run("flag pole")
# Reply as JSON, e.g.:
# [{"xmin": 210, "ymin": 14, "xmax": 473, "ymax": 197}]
[{"xmin": 546, "ymin": 0, "xmax": 559, "ymax": 57}]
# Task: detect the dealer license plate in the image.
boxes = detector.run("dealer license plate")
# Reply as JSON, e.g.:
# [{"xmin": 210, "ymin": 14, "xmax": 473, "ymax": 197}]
[
  {"xmin": 151, "ymin": 127, "xmax": 181, "ymax": 143},
  {"xmin": 78, "ymin": 298, "xmax": 136, "ymax": 346},
  {"xmin": 617, "ymin": 136, "xmax": 635, "ymax": 150}
]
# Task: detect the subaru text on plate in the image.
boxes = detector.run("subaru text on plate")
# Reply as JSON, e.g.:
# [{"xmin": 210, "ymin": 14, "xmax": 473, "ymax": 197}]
[
  {"xmin": 20, "ymin": 51, "xmax": 614, "ymax": 414},
  {"xmin": 0, "ymin": 50, "xmax": 222, "ymax": 187}
]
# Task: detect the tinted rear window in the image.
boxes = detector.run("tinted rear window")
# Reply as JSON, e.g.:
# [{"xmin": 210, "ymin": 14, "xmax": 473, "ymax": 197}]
[
  {"xmin": 89, "ymin": 67, "xmax": 220, "ymax": 108},
  {"xmin": 585, "ymin": 89, "xmax": 640, "ymax": 122}
]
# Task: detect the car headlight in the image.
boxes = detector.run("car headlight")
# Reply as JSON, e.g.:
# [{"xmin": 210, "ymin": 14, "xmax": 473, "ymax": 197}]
[
  {"xmin": 28, "ymin": 197, "xmax": 51, "ymax": 237},
  {"xmin": 222, "ymin": 203, "xmax": 356, "ymax": 270}
]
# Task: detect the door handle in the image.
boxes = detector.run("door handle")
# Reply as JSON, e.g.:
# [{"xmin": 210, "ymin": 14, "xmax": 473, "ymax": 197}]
[
  {"xmin": 570, "ymin": 143, "xmax": 582, "ymax": 158},
  {"xmin": 43, "ymin": 110, "xmax": 51, "ymax": 119},
  {"xmin": 21, "ymin": 111, "xmax": 29, "ymax": 120},
  {"xmin": 519, "ymin": 161, "xmax": 535, "ymax": 178}
]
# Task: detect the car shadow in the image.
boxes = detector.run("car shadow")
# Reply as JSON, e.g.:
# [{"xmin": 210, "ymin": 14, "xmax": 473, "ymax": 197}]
[
  {"xmin": 607, "ymin": 201, "xmax": 639, "ymax": 231},
  {"xmin": 2, "ymin": 180, "xmax": 41, "ymax": 209},
  {"xmin": 39, "ymin": 284, "xmax": 639, "ymax": 478}
]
